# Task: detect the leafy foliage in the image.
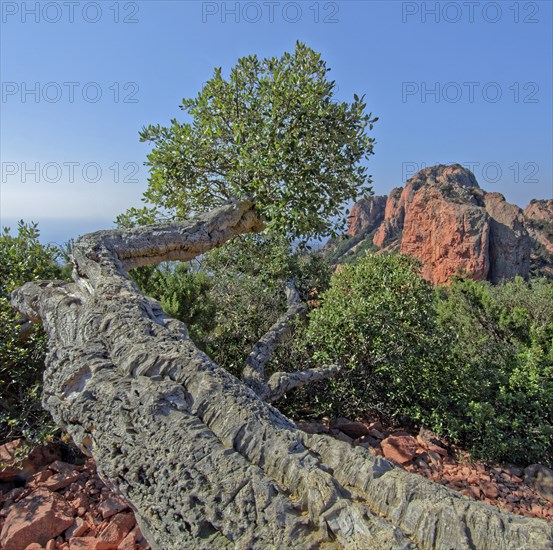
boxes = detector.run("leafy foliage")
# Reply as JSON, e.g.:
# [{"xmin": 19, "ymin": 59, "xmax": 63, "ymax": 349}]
[
  {"xmin": 0, "ymin": 222, "xmax": 65, "ymax": 443},
  {"xmin": 306, "ymin": 256, "xmax": 553, "ymax": 466},
  {"xmin": 123, "ymin": 224, "xmax": 332, "ymax": 381},
  {"xmin": 306, "ymin": 254, "xmax": 452, "ymax": 421},
  {"xmin": 139, "ymin": 42, "xmax": 377, "ymax": 240},
  {"xmin": 325, "ymin": 228, "xmax": 380, "ymax": 264},
  {"xmin": 131, "ymin": 262, "xmax": 217, "ymax": 348},
  {"xmin": 435, "ymin": 277, "xmax": 553, "ymax": 465},
  {"xmin": 201, "ymin": 233, "xmax": 331, "ymax": 378}
]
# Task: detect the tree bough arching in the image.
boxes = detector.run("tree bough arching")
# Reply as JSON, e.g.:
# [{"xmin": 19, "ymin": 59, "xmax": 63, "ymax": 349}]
[{"xmin": 10, "ymin": 44, "xmax": 553, "ymax": 548}]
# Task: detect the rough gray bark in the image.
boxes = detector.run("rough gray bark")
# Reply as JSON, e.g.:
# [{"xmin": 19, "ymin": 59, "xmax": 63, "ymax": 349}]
[{"xmin": 11, "ymin": 201, "xmax": 553, "ymax": 549}]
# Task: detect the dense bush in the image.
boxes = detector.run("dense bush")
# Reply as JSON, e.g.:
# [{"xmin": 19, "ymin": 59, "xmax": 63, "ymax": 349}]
[
  {"xmin": 435, "ymin": 277, "xmax": 553, "ymax": 466},
  {"xmin": 306, "ymin": 254, "xmax": 553, "ymax": 466},
  {"xmin": 130, "ymin": 262, "xmax": 217, "ymax": 350},
  {"xmin": 0, "ymin": 222, "xmax": 65, "ymax": 444},
  {"xmin": 5, "ymin": 214, "xmax": 551, "ymax": 467},
  {"xmin": 126, "ymin": 232, "xmax": 332, "ymax": 381},
  {"xmin": 306, "ymin": 254, "xmax": 454, "ymax": 422}
]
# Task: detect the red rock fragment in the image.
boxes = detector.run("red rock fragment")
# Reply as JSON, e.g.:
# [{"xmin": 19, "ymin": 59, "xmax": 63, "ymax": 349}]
[
  {"xmin": 97, "ymin": 512, "xmax": 135, "ymax": 548},
  {"xmin": 368, "ymin": 429, "xmax": 385, "ymax": 440},
  {"xmin": 117, "ymin": 531, "xmax": 136, "ymax": 550},
  {"xmin": 481, "ymin": 482, "xmax": 499, "ymax": 499},
  {"xmin": 331, "ymin": 418, "xmax": 369, "ymax": 439},
  {"xmin": 0, "ymin": 440, "xmax": 61, "ymax": 483},
  {"xmin": 66, "ymin": 517, "xmax": 89, "ymax": 538},
  {"xmin": 68, "ymin": 537, "xmax": 102, "ymax": 550},
  {"xmin": 0, "ymin": 488, "xmax": 74, "ymax": 550},
  {"xmin": 381, "ymin": 435, "xmax": 418, "ymax": 465},
  {"xmin": 43, "ymin": 472, "xmax": 80, "ymax": 492},
  {"xmin": 98, "ymin": 498, "xmax": 129, "ymax": 520}
]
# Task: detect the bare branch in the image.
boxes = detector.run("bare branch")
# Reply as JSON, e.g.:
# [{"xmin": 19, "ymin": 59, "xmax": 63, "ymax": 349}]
[
  {"xmin": 70, "ymin": 200, "xmax": 264, "ymax": 290},
  {"xmin": 264, "ymin": 363, "xmax": 341, "ymax": 403},
  {"xmin": 243, "ymin": 281, "xmax": 341, "ymax": 402},
  {"xmin": 242, "ymin": 280, "xmax": 307, "ymax": 398}
]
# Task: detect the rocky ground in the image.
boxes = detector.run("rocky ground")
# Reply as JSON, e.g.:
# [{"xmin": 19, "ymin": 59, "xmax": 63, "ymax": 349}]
[
  {"xmin": 0, "ymin": 418, "xmax": 551, "ymax": 549},
  {"xmin": 297, "ymin": 417, "xmax": 553, "ymax": 521},
  {"xmin": 0, "ymin": 440, "xmax": 150, "ymax": 550}
]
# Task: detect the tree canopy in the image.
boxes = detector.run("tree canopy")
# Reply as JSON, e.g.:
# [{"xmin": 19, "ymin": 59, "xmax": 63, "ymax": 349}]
[{"xmin": 139, "ymin": 42, "xmax": 377, "ymax": 240}]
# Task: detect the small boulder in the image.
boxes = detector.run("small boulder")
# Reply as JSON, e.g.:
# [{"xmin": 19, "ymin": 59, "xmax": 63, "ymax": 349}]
[
  {"xmin": 68, "ymin": 537, "xmax": 103, "ymax": 549},
  {"xmin": 43, "ymin": 471, "xmax": 80, "ymax": 492},
  {"xmin": 357, "ymin": 435, "xmax": 381, "ymax": 449},
  {"xmin": 416, "ymin": 428, "xmax": 448, "ymax": 456},
  {"xmin": 481, "ymin": 482, "xmax": 500, "ymax": 500},
  {"xmin": 66, "ymin": 517, "xmax": 89, "ymax": 538},
  {"xmin": 98, "ymin": 497, "xmax": 129, "ymax": 520},
  {"xmin": 0, "ymin": 440, "xmax": 60, "ymax": 483},
  {"xmin": 117, "ymin": 531, "xmax": 137, "ymax": 550},
  {"xmin": 381, "ymin": 435, "xmax": 418, "ymax": 464},
  {"xmin": 98, "ymin": 512, "xmax": 135, "ymax": 548},
  {"xmin": 0, "ymin": 488, "xmax": 74, "ymax": 550},
  {"xmin": 368, "ymin": 428, "xmax": 385, "ymax": 440},
  {"xmin": 331, "ymin": 418, "xmax": 369, "ymax": 439}
]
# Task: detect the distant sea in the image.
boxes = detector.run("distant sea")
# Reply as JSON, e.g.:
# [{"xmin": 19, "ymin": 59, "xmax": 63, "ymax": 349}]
[{"xmin": 0, "ymin": 218, "xmax": 116, "ymax": 247}]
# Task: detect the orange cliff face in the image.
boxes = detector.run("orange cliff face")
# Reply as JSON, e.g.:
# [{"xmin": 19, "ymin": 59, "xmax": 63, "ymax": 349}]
[
  {"xmin": 523, "ymin": 199, "xmax": 553, "ymax": 254},
  {"xmin": 400, "ymin": 183, "xmax": 490, "ymax": 284},
  {"xmin": 347, "ymin": 195, "xmax": 387, "ymax": 237},
  {"xmin": 342, "ymin": 164, "xmax": 550, "ymax": 284}
]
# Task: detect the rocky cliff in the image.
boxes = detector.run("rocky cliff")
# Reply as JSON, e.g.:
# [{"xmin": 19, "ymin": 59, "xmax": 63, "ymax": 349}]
[{"xmin": 331, "ymin": 164, "xmax": 552, "ymax": 284}]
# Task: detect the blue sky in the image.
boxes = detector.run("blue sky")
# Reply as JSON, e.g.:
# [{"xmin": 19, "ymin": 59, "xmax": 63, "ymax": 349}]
[{"xmin": 1, "ymin": 0, "xmax": 552, "ymax": 245}]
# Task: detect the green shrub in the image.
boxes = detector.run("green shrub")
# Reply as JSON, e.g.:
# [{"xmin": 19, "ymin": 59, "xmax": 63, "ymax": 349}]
[
  {"xmin": 0, "ymin": 222, "xmax": 65, "ymax": 444},
  {"xmin": 126, "ymin": 232, "xmax": 332, "ymax": 381},
  {"xmin": 435, "ymin": 277, "xmax": 553, "ymax": 465},
  {"xmin": 202, "ymin": 233, "xmax": 331, "ymax": 378},
  {"xmin": 130, "ymin": 262, "xmax": 217, "ymax": 350},
  {"xmin": 306, "ymin": 253, "xmax": 453, "ymax": 421},
  {"xmin": 306, "ymin": 254, "xmax": 553, "ymax": 466}
]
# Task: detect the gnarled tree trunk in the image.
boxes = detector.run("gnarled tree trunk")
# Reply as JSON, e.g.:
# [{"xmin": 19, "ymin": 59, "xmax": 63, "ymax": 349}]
[{"xmin": 11, "ymin": 202, "xmax": 553, "ymax": 549}]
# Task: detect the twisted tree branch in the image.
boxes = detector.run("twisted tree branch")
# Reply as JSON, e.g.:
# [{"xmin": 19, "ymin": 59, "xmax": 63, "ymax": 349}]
[{"xmin": 242, "ymin": 280, "xmax": 340, "ymax": 402}]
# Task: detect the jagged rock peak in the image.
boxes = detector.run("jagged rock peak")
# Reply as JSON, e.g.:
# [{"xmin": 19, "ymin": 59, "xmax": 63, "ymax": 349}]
[
  {"xmin": 406, "ymin": 163, "xmax": 480, "ymax": 190},
  {"xmin": 334, "ymin": 164, "xmax": 552, "ymax": 284},
  {"xmin": 347, "ymin": 195, "xmax": 387, "ymax": 236}
]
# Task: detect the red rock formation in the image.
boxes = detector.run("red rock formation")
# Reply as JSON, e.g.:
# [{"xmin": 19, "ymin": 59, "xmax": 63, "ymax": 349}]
[
  {"xmin": 347, "ymin": 195, "xmax": 386, "ymax": 237},
  {"xmin": 372, "ymin": 187, "xmax": 404, "ymax": 247},
  {"xmin": 523, "ymin": 199, "xmax": 553, "ymax": 254},
  {"xmin": 524, "ymin": 199, "xmax": 553, "ymax": 227},
  {"xmin": 484, "ymin": 193, "xmax": 532, "ymax": 282},
  {"xmin": 343, "ymin": 164, "xmax": 548, "ymax": 284},
  {"xmin": 400, "ymin": 183, "xmax": 490, "ymax": 283}
]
